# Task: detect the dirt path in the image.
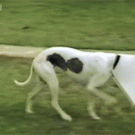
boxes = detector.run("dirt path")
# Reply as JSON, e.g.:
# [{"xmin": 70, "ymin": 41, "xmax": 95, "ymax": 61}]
[{"xmin": 0, "ymin": 45, "xmax": 135, "ymax": 59}]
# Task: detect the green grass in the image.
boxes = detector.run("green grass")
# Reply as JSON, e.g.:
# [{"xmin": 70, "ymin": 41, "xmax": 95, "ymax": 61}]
[
  {"xmin": 1, "ymin": 0, "xmax": 135, "ymax": 134},
  {"xmin": 1, "ymin": 0, "xmax": 135, "ymax": 50},
  {"xmin": 0, "ymin": 56, "xmax": 135, "ymax": 134}
]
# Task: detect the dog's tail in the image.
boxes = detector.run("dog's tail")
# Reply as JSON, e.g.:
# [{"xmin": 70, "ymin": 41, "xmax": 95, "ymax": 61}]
[{"xmin": 14, "ymin": 65, "xmax": 33, "ymax": 86}]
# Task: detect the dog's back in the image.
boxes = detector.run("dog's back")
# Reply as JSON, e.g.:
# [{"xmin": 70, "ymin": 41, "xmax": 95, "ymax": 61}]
[{"xmin": 33, "ymin": 47, "xmax": 116, "ymax": 86}]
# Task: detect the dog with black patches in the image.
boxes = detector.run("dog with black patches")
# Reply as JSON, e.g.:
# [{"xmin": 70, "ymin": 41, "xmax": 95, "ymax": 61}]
[{"xmin": 14, "ymin": 47, "xmax": 120, "ymax": 121}]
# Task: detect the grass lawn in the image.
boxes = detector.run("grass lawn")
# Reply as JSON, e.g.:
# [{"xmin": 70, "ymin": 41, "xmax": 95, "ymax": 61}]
[
  {"xmin": 1, "ymin": 0, "xmax": 135, "ymax": 134},
  {"xmin": 0, "ymin": 56, "xmax": 135, "ymax": 134},
  {"xmin": 0, "ymin": 0, "xmax": 135, "ymax": 50}
]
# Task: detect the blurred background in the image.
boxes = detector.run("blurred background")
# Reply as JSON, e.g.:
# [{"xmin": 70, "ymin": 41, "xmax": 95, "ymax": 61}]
[{"xmin": 1, "ymin": 0, "xmax": 135, "ymax": 50}]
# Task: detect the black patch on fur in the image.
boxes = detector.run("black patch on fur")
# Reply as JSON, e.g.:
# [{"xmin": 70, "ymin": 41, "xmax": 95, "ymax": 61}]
[
  {"xmin": 47, "ymin": 53, "xmax": 67, "ymax": 71},
  {"xmin": 46, "ymin": 53, "xmax": 83, "ymax": 74},
  {"xmin": 67, "ymin": 58, "xmax": 83, "ymax": 73},
  {"xmin": 113, "ymin": 55, "xmax": 121, "ymax": 69}
]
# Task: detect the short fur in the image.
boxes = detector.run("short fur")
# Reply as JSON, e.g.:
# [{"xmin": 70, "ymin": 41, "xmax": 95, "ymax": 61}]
[{"xmin": 14, "ymin": 47, "xmax": 119, "ymax": 121}]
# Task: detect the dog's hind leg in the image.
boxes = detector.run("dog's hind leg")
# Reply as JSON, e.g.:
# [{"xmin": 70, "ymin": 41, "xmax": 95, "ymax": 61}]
[
  {"xmin": 33, "ymin": 61, "xmax": 72, "ymax": 121},
  {"xmin": 26, "ymin": 74, "xmax": 42, "ymax": 114}
]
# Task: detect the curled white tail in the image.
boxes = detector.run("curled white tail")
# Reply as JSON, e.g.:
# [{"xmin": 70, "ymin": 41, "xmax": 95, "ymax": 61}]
[{"xmin": 14, "ymin": 65, "xmax": 33, "ymax": 86}]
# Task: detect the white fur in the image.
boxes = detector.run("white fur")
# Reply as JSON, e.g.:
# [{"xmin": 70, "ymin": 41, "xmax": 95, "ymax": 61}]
[{"xmin": 14, "ymin": 47, "xmax": 118, "ymax": 121}]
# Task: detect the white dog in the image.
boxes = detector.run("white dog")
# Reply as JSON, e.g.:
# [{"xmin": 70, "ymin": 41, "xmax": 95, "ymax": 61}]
[{"xmin": 14, "ymin": 47, "xmax": 120, "ymax": 121}]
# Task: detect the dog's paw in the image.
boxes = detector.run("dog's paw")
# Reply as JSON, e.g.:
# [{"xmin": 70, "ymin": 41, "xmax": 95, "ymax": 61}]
[
  {"xmin": 26, "ymin": 110, "xmax": 35, "ymax": 114},
  {"xmin": 89, "ymin": 112, "xmax": 101, "ymax": 120},
  {"xmin": 92, "ymin": 115, "xmax": 101, "ymax": 120},
  {"xmin": 61, "ymin": 114, "xmax": 72, "ymax": 122}
]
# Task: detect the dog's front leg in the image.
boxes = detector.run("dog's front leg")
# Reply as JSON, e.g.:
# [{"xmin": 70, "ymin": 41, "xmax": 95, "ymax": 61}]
[
  {"xmin": 87, "ymin": 96, "xmax": 101, "ymax": 120},
  {"xmin": 87, "ymin": 73, "xmax": 117, "ymax": 106},
  {"xmin": 87, "ymin": 86, "xmax": 117, "ymax": 106}
]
